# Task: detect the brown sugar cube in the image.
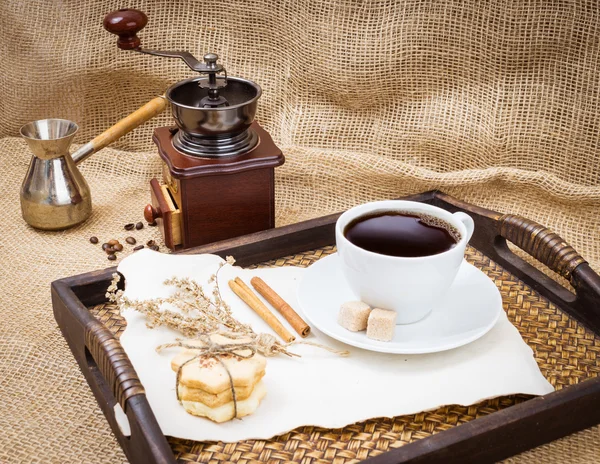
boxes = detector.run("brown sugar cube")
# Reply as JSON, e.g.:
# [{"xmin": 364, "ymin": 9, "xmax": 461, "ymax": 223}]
[
  {"xmin": 367, "ymin": 308, "xmax": 397, "ymax": 342},
  {"xmin": 338, "ymin": 301, "xmax": 371, "ymax": 332}
]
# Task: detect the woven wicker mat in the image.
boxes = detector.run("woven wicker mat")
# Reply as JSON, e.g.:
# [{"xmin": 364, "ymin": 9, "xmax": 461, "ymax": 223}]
[{"xmin": 89, "ymin": 245, "xmax": 600, "ymax": 463}]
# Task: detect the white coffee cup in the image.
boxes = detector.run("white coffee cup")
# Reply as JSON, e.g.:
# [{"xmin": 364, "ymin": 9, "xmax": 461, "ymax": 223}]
[{"xmin": 335, "ymin": 200, "xmax": 475, "ymax": 324}]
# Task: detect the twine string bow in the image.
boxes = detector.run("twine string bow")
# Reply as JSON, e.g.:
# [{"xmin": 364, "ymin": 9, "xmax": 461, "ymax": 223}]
[{"xmin": 157, "ymin": 335, "xmax": 257, "ymax": 420}]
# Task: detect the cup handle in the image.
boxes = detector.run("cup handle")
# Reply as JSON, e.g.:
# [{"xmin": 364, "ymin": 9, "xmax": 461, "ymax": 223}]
[{"xmin": 453, "ymin": 212, "xmax": 475, "ymax": 242}]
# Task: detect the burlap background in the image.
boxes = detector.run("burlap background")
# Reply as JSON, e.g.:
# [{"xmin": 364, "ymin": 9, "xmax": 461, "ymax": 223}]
[{"xmin": 1, "ymin": 0, "xmax": 599, "ymax": 462}]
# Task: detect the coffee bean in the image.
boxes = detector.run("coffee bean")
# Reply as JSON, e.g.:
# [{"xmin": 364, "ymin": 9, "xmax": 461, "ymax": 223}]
[
  {"xmin": 105, "ymin": 247, "xmax": 115, "ymax": 254},
  {"xmin": 133, "ymin": 245, "xmax": 144, "ymax": 251},
  {"xmin": 135, "ymin": 222, "xmax": 144, "ymax": 230},
  {"xmin": 150, "ymin": 245, "xmax": 160, "ymax": 251},
  {"xmin": 89, "ymin": 236, "xmax": 99, "ymax": 244},
  {"xmin": 114, "ymin": 243, "xmax": 124, "ymax": 252},
  {"xmin": 108, "ymin": 239, "xmax": 119, "ymax": 246},
  {"xmin": 146, "ymin": 240, "xmax": 156, "ymax": 247},
  {"xmin": 125, "ymin": 237, "xmax": 136, "ymax": 245},
  {"xmin": 148, "ymin": 221, "xmax": 157, "ymax": 227},
  {"xmin": 102, "ymin": 243, "xmax": 110, "ymax": 250},
  {"xmin": 107, "ymin": 254, "xmax": 117, "ymax": 261},
  {"xmin": 124, "ymin": 223, "xmax": 135, "ymax": 230}
]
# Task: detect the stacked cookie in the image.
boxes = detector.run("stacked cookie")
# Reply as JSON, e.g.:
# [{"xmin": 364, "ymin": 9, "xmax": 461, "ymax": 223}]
[{"xmin": 170, "ymin": 335, "xmax": 267, "ymax": 423}]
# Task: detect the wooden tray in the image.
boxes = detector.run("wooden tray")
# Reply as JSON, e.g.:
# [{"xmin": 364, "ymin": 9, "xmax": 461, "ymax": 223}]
[{"xmin": 51, "ymin": 191, "xmax": 600, "ymax": 463}]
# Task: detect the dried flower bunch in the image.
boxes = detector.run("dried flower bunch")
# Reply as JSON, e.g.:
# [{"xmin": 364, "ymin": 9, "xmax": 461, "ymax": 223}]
[{"xmin": 106, "ymin": 257, "xmax": 293, "ymax": 357}]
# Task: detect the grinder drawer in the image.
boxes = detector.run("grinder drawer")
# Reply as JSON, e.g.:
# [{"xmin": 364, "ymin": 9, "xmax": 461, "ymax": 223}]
[{"xmin": 144, "ymin": 178, "xmax": 182, "ymax": 249}]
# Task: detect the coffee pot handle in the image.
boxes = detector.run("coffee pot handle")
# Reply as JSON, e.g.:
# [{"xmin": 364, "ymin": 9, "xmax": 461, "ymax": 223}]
[
  {"xmin": 71, "ymin": 96, "xmax": 167, "ymax": 165},
  {"xmin": 453, "ymin": 212, "xmax": 475, "ymax": 242}
]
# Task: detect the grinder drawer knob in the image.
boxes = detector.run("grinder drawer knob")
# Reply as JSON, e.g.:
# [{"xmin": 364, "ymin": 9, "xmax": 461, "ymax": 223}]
[
  {"xmin": 103, "ymin": 9, "xmax": 148, "ymax": 50},
  {"xmin": 144, "ymin": 204, "xmax": 161, "ymax": 223}
]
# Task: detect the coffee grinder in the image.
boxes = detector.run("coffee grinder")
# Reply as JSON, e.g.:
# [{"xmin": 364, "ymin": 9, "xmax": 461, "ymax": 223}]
[{"xmin": 104, "ymin": 9, "xmax": 284, "ymax": 250}]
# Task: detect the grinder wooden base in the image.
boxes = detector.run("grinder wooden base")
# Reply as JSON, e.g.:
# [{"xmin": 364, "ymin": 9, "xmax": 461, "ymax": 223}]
[{"xmin": 145, "ymin": 123, "xmax": 285, "ymax": 250}]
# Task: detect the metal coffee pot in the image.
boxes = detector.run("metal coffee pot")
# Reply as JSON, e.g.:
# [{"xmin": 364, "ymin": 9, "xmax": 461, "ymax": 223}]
[
  {"xmin": 20, "ymin": 119, "xmax": 91, "ymax": 230},
  {"xmin": 19, "ymin": 97, "xmax": 166, "ymax": 230}
]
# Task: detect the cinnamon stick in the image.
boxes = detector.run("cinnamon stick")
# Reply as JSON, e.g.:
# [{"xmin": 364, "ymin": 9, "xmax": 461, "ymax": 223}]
[
  {"xmin": 228, "ymin": 278, "xmax": 295, "ymax": 343},
  {"xmin": 250, "ymin": 276, "xmax": 311, "ymax": 338}
]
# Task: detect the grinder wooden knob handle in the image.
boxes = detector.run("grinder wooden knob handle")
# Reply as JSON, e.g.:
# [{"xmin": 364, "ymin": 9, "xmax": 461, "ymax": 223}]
[
  {"xmin": 144, "ymin": 204, "xmax": 161, "ymax": 223},
  {"xmin": 103, "ymin": 9, "xmax": 148, "ymax": 50}
]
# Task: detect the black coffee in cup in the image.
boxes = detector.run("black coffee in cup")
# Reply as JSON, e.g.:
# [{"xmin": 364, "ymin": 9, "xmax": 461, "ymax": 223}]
[{"xmin": 344, "ymin": 211, "xmax": 460, "ymax": 257}]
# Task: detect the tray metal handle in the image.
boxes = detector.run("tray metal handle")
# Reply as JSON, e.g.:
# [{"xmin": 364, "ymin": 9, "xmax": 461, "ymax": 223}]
[
  {"xmin": 499, "ymin": 214, "xmax": 587, "ymax": 284},
  {"xmin": 85, "ymin": 323, "xmax": 145, "ymax": 412}
]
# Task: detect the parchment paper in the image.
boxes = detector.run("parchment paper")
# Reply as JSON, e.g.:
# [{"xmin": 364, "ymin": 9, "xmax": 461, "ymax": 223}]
[{"xmin": 117, "ymin": 249, "xmax": 553, "ymax": 442}]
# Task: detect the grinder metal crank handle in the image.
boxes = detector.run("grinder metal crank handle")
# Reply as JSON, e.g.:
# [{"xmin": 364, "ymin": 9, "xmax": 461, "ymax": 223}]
[
  {"xmin": 71, "ymin": 96, "xmax": 167, "ymax": 165},
  {"xmin": 103, "ymin": 9, "xmax": 226, "ymax": 78}
]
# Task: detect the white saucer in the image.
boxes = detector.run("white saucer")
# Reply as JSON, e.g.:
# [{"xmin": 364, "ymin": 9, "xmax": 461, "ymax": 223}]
[{"xmin": 298, "ymin": 253, "xmax": 502, "ymax": 354}]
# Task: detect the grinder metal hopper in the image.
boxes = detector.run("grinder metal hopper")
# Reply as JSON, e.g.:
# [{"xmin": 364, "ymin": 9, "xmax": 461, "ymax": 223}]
[
  {"xmin": 167, "ymin": 75, "xmax": 261, "ymax": 157},
  {"xmin": 104, "ymin": 9, "xmax": 284, "ymax": 250}
]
